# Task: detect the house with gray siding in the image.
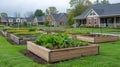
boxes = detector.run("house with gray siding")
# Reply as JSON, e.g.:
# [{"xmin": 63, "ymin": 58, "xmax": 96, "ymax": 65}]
[
  {"xmin": 74, "ymin": 3, "xmax": 120, "ymax": 28},
  {"xmin": 0, "ymin": 17, "xmax": 33, "ymax": 26}
]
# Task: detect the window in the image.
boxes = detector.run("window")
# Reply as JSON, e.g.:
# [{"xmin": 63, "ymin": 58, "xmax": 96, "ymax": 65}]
[
  {"xmin": 94, "ymin": 19, "xmax": 97, "ymax": 24},
  {"xmin": 88, "ymin": 19, "xmax": 91, "ymax": 24}
]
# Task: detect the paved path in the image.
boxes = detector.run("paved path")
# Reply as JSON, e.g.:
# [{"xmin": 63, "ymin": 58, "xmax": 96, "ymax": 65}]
[{"xmin": 92, "ymin": 32, "xmax": 120, "ymax": 36}]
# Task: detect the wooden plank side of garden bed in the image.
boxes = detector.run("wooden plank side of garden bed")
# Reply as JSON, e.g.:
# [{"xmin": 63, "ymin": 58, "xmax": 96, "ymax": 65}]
[
  {"xmin": 10, "ymin": 34, "xmax": 20, "ymax": 44},
  {"xmin": 76, "ymin": 35, "xmax": 118, "ymax": 43},
  {"xmin": 27, "ymin": 41, "xmax": 50, "ymax": 62},
  {"xmin": 0, "ymin": 31, "xmax": 8, "ymax": 37},
  {"xmin": 76, "ymin": 35, "xmax": 94, "ymax": 42},
  {"xmin": 27, "ymin": 41, "xmax": 99, "ymax": 62},
  {"xmin": 95, "ymin": 36, "xmax": 118, "ymax": 43},
  {"xmin": 49, "ymin": 45, "xmax": 99, "ymax": 62}
]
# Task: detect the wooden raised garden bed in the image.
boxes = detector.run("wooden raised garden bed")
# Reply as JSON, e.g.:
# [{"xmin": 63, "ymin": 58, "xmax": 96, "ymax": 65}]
[
  {"xmin": 27, "ymin": 41, "xmax": 99, "ymax": 62},
  {"xmin": 0, "ymin": 30, "xmax": 9, "ymax": 37},
  {"xmin": 76, "ymin": 34, "xmax": 118, "ymax": 43},
  {"xmin": 10, "ymin": 34, "xmax": 36, "ymax": 44}
]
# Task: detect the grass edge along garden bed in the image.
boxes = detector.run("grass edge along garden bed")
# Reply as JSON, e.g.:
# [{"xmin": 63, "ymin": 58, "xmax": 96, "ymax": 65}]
[
  {"xmin": 27, "ymin": 41, "xmax": 99, "ymax": 63},
  {"xmin": 75, "ymin": 34, "xmax": 118, "ymax": 43}
]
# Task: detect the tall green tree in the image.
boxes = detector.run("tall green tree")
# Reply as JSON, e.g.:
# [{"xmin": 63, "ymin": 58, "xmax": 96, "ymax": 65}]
[
  {"xmin": 69, "ymin": 0, "xmax": 92, "ymax": 7},
  {"xmin": 94, "ymin": 0, "xmax": 110, "ymax": 5},
  {"xmin": 101, "ymin": 0, "xmax": 110, "ymax": 4},
  {"xmin": 34, "ymin": 9, "xmax": 44, "ymax": 17},
  {"xmin": 45, "ymin": 9, "xmax": 49, "ymax": 15},
  {"xmin": 69, "ymin": 0, "xmax": 92, "ymax": 17},
  {"xmin": 67, "ymin": 12, "xmax": 74, "ymax": 26},
  {"xmin": 67, "ymin": 0, "xmax": 92, "ymax": 26},
  {"xmin": 94, "ymin": 0, "xmax": 100, "ymax": 5},
  {"xmin": 45, "ymin": 7, "xmax": 58, "ymax": 15},
  {"xmin": 1, "ymin": 12, "xmax": 8, "ymax": 18}
]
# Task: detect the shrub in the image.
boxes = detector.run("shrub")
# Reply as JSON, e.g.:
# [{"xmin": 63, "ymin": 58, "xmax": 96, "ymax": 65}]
[
  {"xmin": 29, "ymin": 28, "xmax": 37, "ymax": 32},
  {"xmin": 44, "ymin": 19, "xmax": 49, "ymax": 26}
]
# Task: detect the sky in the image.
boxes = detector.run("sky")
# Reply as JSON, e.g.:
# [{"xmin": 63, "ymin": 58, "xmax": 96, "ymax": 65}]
[{"xmin": 0, "ymin": 0, "xmax": 120, "ymax": 17}]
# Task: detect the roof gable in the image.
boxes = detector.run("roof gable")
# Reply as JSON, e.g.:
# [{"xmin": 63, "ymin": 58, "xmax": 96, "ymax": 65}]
[
  {"xmin": 86, "ymin": 9, "xmax": 99, "ymax": 17},
  {"xmin": 74, "ymin": 3, "xmax": 120, "ymax": 19}
]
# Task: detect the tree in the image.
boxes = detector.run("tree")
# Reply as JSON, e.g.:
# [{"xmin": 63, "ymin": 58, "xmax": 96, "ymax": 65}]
[
  {"xmin": 69, "ymin": 0, "xmax": 92, "ymax": 7},
  {"xmin": 45, "ymin": 7, "xmax": 58, "ymax": 15},
  {"xmin": 67, "ymin": 0, "xmax": 92, "ymax": 26},
  {"xmin": 72, "ymin": 3, "xmax": 89, "ymax": 17},
  {"xmin": 101, "ymin": 0, "xmax": 110, "ymax": 4},
  {"xmin": 34, "ymin": 9, "xmax": 44, "ymax": 17},
  {"xmin": 45, "ymin": 9, "xmax": 49, "ymax": 15},
  {"xmin": 69, "ymin": 0, "xmax": 92, "ymax": 17},
  {"xmin": 94, "ymin": 0, "xmax": 110, "ymax": 5},
  {"xmin": 94, "ymin": 0, "xmax": 100, "ymax": 5},
  {"xmin": 1, "ymin": 12, "xmax": 8, "ymax": 18},
  {"xmin": 67, "ymin": 13, "xmax": 74, "ymax": 26}
]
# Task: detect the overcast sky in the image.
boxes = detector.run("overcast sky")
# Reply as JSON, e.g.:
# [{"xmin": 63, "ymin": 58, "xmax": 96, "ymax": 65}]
[{"xmin": 0, "ymin": 0, "xmax": 120, "ymax": 17}]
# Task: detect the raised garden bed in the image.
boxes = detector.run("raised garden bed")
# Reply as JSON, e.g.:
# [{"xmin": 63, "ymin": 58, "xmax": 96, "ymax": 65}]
[
  {"xmin": 10, "ymin": 34, "xmax": 37, "ymax": 44},
  {"xmin": 76, "ymin": 34, "xmax": 118, "ymax": 43},
  {"xmin": 27, "ymin": 41, "xmax": 99, "ymax": 63},
  {"xmin": 0, "ymin": 30, "xmax": 9, "ymax": 37},
  {"xmin": 27, "ymin": 33, "xmax": 99, "ymax": 62}
]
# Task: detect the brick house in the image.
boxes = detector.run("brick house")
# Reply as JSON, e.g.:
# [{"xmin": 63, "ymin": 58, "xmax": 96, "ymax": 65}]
[
  {"xmin": 47, "ymin": 13, "xmax": 67, "ymax": 26},
  {"xmin": 74, "ymin": 3, "xmax": 120, "ymax": 28},
  {"xmin": 34, "ymin": 13, "xmax": 67, "ymax": 26}
]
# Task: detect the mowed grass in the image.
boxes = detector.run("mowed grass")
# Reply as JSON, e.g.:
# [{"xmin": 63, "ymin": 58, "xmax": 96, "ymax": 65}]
[
  {"xmin": 65, "ymin": 27, "xmax": 120, "ymax": 34},
  {"xmin": 0, "ymin": 29, "xmax": 120, "ymax": 67},
  {"xmin": 0, "ymin": 35, "xmax": 49, "ymax": 67}
]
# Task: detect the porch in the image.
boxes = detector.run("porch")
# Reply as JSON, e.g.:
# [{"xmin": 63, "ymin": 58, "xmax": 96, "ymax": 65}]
[{"xmin": 100, "ymin": 16, "xmax": 120, "ymax": 28}]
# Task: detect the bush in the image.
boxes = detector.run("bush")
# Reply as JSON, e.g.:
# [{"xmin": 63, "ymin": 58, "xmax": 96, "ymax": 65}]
[
  {"xmin": 29, "ymin": 28, "xmax": 37, "ymax": 32},
  {"xmin": 34, "ymin": 33, "xmax": 88, "ymax": 49},
  {"xmin": 44, "ymin": 19, "xmax": 49, "ymax": 26}
]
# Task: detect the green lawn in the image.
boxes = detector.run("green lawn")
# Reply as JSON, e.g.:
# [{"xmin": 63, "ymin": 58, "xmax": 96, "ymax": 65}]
[
  {"xmin": 0, "ymin": 34, "xmax": 120, "ymax": 67},
  {"xmin": 65, "ymin": 27, "xmax": 120, "ymax": 34}
]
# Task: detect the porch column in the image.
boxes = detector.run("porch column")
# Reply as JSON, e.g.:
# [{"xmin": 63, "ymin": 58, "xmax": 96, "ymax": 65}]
[
  {"xmin": 114, "ymin": 17, "xmax": 117, "ymax": 28},
  {"xmin": 98, "ymin": 17, "xmax": 101, "ymax": 27}
]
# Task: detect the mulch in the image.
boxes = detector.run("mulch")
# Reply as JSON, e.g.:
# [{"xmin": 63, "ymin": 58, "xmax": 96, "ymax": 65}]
[{"xmin": 21, "ymin": 50, "xmax": 48, "ymax": 64}]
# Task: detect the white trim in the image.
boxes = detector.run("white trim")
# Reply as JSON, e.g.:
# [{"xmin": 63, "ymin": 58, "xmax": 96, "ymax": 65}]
[{"xmin": 85, "ymin": 9, "xmax": 99, "ymax": 18}]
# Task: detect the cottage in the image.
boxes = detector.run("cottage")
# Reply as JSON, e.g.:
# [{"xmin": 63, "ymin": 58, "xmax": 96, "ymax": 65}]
[
  {"xmin": 74, "ymin": 3, "xmax": 120, "ymax": 28},
  {"xmin": 48, "ymin": 13, "xmax": 67, "ymax": 26},
  {"xmin": 34, "ymin": 16, "xmax": 47, "ymax": 25},
  {"xmin": 0, "ymin": 17, "xmax": 33, "ymax": 26},
  {"xmin": 34, "ymin": 13, "xmax": 67, "ymax": 26}
]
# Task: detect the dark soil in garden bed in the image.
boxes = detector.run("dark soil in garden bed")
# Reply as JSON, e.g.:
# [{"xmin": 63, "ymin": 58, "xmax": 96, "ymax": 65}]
[{"xmin": 21, "ymin": 50, "xmax": 48, "ymax": 64}]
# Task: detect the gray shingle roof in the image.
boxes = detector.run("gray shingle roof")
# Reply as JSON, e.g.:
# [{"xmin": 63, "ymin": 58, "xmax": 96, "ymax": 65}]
[
  {"xmin": 52, "ymin": 13, "xmax": 67, "ymax": 21},
  {"xmin": 74, "ymin": 3, "xmax": 120, "ymax": 19},
  {"xmin": 36, "ymin": 16, "xmax": 44, "ymax": 23}
]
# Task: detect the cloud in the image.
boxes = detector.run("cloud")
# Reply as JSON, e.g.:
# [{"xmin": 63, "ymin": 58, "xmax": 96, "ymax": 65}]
[
  {"xmin": 0, "ymin": 0, "xmax": 120, "ymax": 16},
  {"xmin": 0, "ymin": 0, "xmax": 70, "ymax": 16}
]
